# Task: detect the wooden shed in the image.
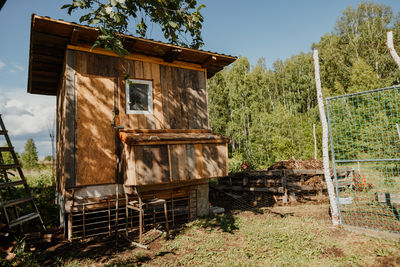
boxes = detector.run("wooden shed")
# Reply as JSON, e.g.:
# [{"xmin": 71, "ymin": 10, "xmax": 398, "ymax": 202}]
[{"xmin": 27, "ymin": 14, "xmax": 236, "ymax": 238}]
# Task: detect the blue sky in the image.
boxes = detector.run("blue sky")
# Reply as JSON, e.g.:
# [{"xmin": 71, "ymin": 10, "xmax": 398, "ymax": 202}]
[{"xmin": 1, "ymin": 0, "xmax": 400, "ymax": 157}]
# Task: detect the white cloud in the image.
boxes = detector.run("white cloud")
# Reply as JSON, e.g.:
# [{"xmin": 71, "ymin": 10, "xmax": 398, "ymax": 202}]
[
  {"xmin": 0, "ymin": 61, "xmax": 5, "ymax": 69},
  {"xmin": 14, "ymin": 65, "xmax": 24, "ymax": 72},
  {"xmin": 0, "ymin": 87, "xmax": 56, "ymax": 156}
]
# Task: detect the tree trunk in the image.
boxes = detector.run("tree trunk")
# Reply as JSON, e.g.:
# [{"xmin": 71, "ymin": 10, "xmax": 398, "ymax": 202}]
[
  {"xmin": 313, "ymin": 124, "xmax": 317, "ymax": 159},
  {"xmin": 387, "ymin": 31, "xmax": 400, "ymax": 69},
  {"xmin": 313, "ymin": 49, "xmax": 339, "ymax": 226}
]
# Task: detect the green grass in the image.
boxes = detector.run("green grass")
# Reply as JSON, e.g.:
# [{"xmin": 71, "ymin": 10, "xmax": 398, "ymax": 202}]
[
  {"xmin": 150, "ymin": 205, "xmax": 400, "ymax": 267},
  {"xmin": 2, "ymin": 168, "xmax": 400, "ymax": 266},
  {"xmin": 4, "ymin": 203, "xmax": 399, "ymax": 267}
]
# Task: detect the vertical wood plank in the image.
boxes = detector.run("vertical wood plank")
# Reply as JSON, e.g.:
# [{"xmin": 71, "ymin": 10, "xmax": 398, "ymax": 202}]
[
  {"xmin": 171, "ymin": 67, "xmax": 180, "ymax": 129},
  {"xmin": 202, "ymin": 144, "xmax": 212, "ymax": 178},
  {"xmin": 152, "ymin": 63, "xmax": 163, "ymax": 129},
  {"xmin": 194, "ymin": 144, "xmax": 204, "ymax": 179},
  {"xmin": 161, "ymin": 65, "xmax": 172, "ymax": 129},
  {"xmin": 167, "ymin": 144, "xmax": 172, "ymax": 181},
  {"xmin": 188, "ymin": 70, "xmax": 201, "ymax": 129},
  {"xmin": 143, "ymin": 62, "xmax": 155, "ymax": 129},
  {"xmin": 170, "ymin": 144, "xmax": 187, "ymax": 181},
  {"xmin": 198, "ymin": 71, "xmax": 209, "ymax": 128},
  {"xmin": 134, "ymin": 146, "xmax": 144, "ymax": 185},
  {"xmin": 142, "ymin": 146, "xmax": 153, "ymax": 185},
  {"xmin": 125, "ymin": 144, "xmax": 135, "ymax": 185},
  {"xmin": 179, "ymin": 68, "xmax": 189, "ymax": 129},
  {"xmin": 151, "ymin": 145, "xmax": 169, "ymax": 184},
  {"xmin": 65, "ymin": 50, "xmax": 76, "ymax": 188},
  {"xmin": 186, "ymin": 144, "xmax": 196, "ymax": 179}
]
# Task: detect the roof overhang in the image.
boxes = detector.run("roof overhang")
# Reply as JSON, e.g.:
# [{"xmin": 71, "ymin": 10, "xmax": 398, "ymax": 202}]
[{"xmin": 28, "ymin": 14, "xmax": 237, "ymax": 95}]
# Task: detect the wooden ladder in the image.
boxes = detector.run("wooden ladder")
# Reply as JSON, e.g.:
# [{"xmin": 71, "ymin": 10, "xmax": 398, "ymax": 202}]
[{"xmin": 0, "ymin": 114, "xmax": 45, "ymax": 231}]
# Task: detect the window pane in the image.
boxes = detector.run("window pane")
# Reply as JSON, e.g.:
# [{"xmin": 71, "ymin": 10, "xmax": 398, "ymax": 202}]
[{"xmin": 129, "ymin": 83, "xmax": 149, "ymax": 111}]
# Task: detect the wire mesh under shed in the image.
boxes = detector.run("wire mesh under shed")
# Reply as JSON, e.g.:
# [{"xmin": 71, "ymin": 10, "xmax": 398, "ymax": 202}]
[
  {"xmin": 211, "ymin": 159, "xmax": 328, "ymax": 212},
  {"xmin": 67, "ymin": 188, "xmax": 197, "ymax": 240},
  {"xmin": 326, "ymin": 85, "xmax": 400, "ymax": 236}
]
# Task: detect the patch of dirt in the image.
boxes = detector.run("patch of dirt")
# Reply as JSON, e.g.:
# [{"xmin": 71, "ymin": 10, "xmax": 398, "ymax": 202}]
[
  {"xmin": 321, "ymin": 246, "xmax": 345, "ymax": 258},
  {"xmin": 372, "ymin": 256, "xmax": 400, "ymax": 267},
  {"xmin": 268, "ymin": 158, "xmax": 323, "ymax": 170},
  {"xmin": 328, "ymin": 227, "xmax": 348, "ymax": 238}
]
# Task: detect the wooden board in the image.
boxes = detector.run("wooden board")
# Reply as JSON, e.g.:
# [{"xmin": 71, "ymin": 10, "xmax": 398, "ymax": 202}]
[
  {"xmin": 133, "ymin": 145, "xmax": 169, "ymax": 185},
  {"xmin": 126, "ymin": 142, "xmax": 228, "ymax": 186},
  {"xmin": 160, "ymin": 65, "xmax": 208, "ymax": 129},
  {"xmin": 170, "ymin": 144, "xmax": 188, "ymax": 181},
  {"xmin": 76, "ymin": 74, "xmax": 116, "ymax": 185},
  {"xmin": 202, "ymin": 144, "xmax": 227, "ymax": 178},
  {"xmin": 64, "ymin": 50, "xmax": 76, "ymax": 188}
]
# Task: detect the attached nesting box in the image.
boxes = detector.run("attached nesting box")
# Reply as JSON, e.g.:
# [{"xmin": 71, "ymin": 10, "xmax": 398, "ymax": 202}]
[
  {"xmin": 26, "ymin": 14, "xmax": 236, "ymax": 234},
  {"xmin": 119, "ymin": 130, "xmax": 229, "ymax": 186}
]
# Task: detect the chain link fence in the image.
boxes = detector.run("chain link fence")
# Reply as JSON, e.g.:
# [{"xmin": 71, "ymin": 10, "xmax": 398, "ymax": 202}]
[{"xmin": 326, "ymin": 85, "xmax": 400, "ymax": 234}]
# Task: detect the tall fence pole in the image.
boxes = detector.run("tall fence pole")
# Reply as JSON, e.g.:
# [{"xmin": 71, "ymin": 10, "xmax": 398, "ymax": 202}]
[{"xmin": 313, "ymin": 49, "xmax": 339, "ymax": 226}]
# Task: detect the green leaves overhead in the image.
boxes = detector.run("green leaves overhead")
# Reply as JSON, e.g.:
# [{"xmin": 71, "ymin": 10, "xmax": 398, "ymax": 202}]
[{"xmin": 61, "ymin": 0, "xmax": 205, "ymax": 56}]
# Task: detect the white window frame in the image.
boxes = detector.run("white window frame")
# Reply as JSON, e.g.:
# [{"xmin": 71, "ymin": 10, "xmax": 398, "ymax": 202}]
[{"xmin": 125, "ymin": 79, "xmax": 153, "ymax": 115}]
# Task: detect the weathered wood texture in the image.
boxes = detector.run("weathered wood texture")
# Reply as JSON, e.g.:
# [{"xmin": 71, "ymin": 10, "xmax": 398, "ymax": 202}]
[
  {"xmin": 125, "ymin": 143, "xmax": 228, "ymax": 186},
  {"xmin": 75, "ymin": 74, "xmax": 117, "ymax": 185},
  {"xmin": 63, "ymin": 50, "xmax": 76, "ymax": 189},
  {"xmin": 58, "ymin": 50, "xmax": 223, "ymax": 188},
  {"xmin": 72, "ymin": 50, "xmax": 208, "ymax": 130}
]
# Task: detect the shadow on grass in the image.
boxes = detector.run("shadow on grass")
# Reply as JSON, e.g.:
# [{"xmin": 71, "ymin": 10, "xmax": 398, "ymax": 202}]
[
  {"xmin": 1, "ymin": 234, "xmax": 158, "ymax": 267},
  {"xmin": 192, "ymin": 211, "xmax": 239, "ymax": 234}
]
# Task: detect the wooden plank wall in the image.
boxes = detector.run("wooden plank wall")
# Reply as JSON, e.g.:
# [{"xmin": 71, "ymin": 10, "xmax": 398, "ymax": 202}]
[
  {"xmin": 59, "ymin": 50, "xmax": 212, "ymax": 188},
  {"xmin": 126, "ymin": 143, "xmax": 228, "ymax": 186},
  {"xmin": 75, "ymin": 74, "xmax": 116, "ymax": 185},
  {"xmin": 72, "ymin": 50, "xmax": 208, "ymax": 131}
]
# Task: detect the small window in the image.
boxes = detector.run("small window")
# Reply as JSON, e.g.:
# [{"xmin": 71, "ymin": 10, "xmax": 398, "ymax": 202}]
[{"xmin": 126, "ymin": 79, "xmax": 153, "ymax": 114}]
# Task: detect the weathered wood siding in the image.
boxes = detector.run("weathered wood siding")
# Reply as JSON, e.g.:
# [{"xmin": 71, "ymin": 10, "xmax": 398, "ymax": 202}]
[
  {"xmin": 125, "ymin": 143, "xmax": 228, "ymax": 186},
  {"xmin": 58, "ymin": 49, "xmax": 213, "ymax": 187},
  {"xmin": 75, "ymin": 74, "xmax": 117, "ymax": 185},
  {"xmin": 71, "ymin": 50, "xmax": 208, "ymax": 130}
]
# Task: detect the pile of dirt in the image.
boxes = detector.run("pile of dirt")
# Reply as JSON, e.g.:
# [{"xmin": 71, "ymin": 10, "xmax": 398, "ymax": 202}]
[{"xmin": 268, "ymin": 158, "xmax": 323, "ymax": 170}]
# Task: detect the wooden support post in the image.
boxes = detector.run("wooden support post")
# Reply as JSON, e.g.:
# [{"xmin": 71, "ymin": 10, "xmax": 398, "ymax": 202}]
[
  {"xmin": 396, "ymin": 123, "xmax": 400, "ymax": 141},
  {"xmin": 82, "ymin": 205, "xmax": 86, "ymax": 240},
  {"xmin": 171, "ymin": 191, "xmax": 175, "ymax": 226},
  {"xmin": 68, "ymin": 211, "xmax": 72, "ymax": 241},
  {"xmin": 108, "ymin": 199, "xmax": 111, "ymax": 236},
  {"xmin": 313, "ymin": 49, "xmax": 339, "ymax": 226},
  {"xmin": 163, "ymin": 201, "xmax": 169, "ymax": 239},
  {"xmin": 115, "ymin": 183, "xmax": 119, "ymax": 244}
]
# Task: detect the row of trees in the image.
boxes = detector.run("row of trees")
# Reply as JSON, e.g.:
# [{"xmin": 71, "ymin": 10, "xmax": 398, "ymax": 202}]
[
  {"xmin": 2, "ymin": 138, "xmax": 41, "ymax": 169},
  {"xmin": 208, "ymin": 1, "xmax": 400, "ymax": 170}
]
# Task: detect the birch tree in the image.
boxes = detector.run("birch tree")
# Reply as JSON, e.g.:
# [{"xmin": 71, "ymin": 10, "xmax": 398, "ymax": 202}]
[{"xmin": 313, "ymin": 49, "xmax": 339, "ymax": 226}]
